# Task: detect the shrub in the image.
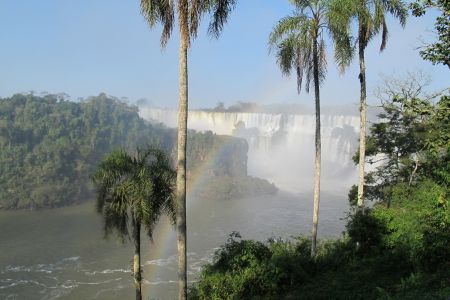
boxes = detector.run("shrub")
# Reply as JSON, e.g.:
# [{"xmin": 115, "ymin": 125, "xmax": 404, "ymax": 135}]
[{"xmin": 346, "ymin": 209, "xmax": 390, "ymax": 254}]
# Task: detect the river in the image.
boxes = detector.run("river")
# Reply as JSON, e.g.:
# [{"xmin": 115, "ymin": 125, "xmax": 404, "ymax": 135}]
[{"xmin": 0, "ymin": 191, "xmax": 349, "ymax": 299}]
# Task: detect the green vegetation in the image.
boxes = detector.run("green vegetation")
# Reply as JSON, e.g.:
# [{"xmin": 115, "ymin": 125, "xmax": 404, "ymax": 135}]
[
  {"xmin": 410, "ymin": 0, "xmax": 450, "ymax": 68},
  {"xmin": 190, "ymin": 189, "xmax": 449, "ymax": 299},
  {"xmin": 349, "ymin": 77, "xmax": 449, "ymax": 206},
  {"xmin": 190, "ymin": 183, "xmax": 449, "ymax": 299},
  {"xmin": 194, "ymin": 176, "xmax": 277, "ymax": 201},
  {"xmin": 187, "ymin": 131, "xmax": 247, "ymax": 178},
  {"xmin": 187, "ymin": 130, "xmax": 278, "ymax": 199},
  {"xmin": 92, "ymin": 147, "xmax": 175, "ymax": 300},
  {"xmin": 190, "ymin": 84, "xmax": 450, "ymax": 299},
  {"xmin": 0, "ymin": 93, "xmax": 275, "ymax": 210},
  {"xmin": 0, "ymin": 93, "xmax": 163, "ymax": 209}
]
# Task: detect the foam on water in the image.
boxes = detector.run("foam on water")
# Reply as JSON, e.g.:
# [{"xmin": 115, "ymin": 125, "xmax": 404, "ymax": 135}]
[
  {"xmin": 84, "ymin": 269, "xmax": 131, "ymax": 276},
  {"xmin": 0, "ymin": 250, "xmax": 216, "ymax": 299}
]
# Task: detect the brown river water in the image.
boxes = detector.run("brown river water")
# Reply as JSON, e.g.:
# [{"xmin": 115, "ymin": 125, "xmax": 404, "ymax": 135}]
[{"xmin": 0, "ymin": 191, "xmax": 349, "ymax": 299}]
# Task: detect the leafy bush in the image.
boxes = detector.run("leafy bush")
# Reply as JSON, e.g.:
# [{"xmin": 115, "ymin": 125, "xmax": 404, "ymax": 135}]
[
  {"xmin": 191, "ymin": 183, "xmax": 450, "ymax": 299},
  {"xmin": 190, "ymin": 234, "xmax": 317, "ymax": 300},
  {"xmin": 346, "ymin": 209, "xmax": 390, "ymax": 254}
]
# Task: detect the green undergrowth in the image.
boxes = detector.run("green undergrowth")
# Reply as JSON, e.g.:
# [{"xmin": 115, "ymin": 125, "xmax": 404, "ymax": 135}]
[{"xmin": 189, "ymin": 181, "xmax": 450, "ymax": 299}]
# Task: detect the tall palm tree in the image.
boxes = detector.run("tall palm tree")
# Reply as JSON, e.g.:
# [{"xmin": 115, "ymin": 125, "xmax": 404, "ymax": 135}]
[
  {"xmin": 329, "ymin": 0, "xmax": 407, "ymax": 209},
  {"xmin": 139, "ymin": 1, "xmax": 236, "ymax": 298},
  {"xmin": 92, "ymin": 148, "xmax": 175, "ymax": 300},
  {"xmin": 269, "ymin": 0, "xmax": 344, "ymax": 257}
]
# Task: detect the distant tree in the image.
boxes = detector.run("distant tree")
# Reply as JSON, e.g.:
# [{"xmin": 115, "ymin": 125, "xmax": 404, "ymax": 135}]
[
  {"xmin": 410, "ymin": 0, "xmax": 450, "ymax": 68},
  {"xmin": 227, "ymin": 101, "xmax": 258, "ymax": 112},
  {"xmin": 139, "ymin": 2, "xmax": 237, "ymax": 297},
  {"xmin": 329, "ymin": 0, "xmax": 407, "ymax": 209},
  {"xmin": 349, "ymin": 74, "xmax": 449, "ymax": 206},
  {"xmin": 214, "ymin": 102, "xmax": 226, "ymax": 111},
  {"xmin": 269, "ymin": 0, "xmax": 352, "ymax": 257},
  {"xmin": 92, "ymin": 148, "xmax": 175, "ymax": 300}
]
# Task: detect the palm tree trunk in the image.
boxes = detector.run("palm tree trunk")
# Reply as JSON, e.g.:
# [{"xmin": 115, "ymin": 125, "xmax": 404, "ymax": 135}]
[
  {"xmin": 132, "ymin": 217, "xmax": 142, "ymax": 300},
  {"xmin": 357, "ymin": 38, "xmax": 367, "ymax": 210},
  {"xmin": 311, "ymin": 37, "xmax": 321, "ymax": 257},
  {"xmin": 176, "ymin": 1, "xmax": 189, "ymax": 299}
]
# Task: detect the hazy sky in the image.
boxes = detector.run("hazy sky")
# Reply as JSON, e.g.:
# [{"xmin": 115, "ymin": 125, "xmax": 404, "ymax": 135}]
[{"xmin": 0, "ymin": 0, "xmax": 447, "ymax": 109}]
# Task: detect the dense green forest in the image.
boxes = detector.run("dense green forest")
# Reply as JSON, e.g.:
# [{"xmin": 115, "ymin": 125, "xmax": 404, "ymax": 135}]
[
  {"xmin": 0, "ymin": 93, "xmax": 275, "ymax": 210},
  {"xmin": 190, "ymin": 89, "xmax": 450, "ymax": 299}
]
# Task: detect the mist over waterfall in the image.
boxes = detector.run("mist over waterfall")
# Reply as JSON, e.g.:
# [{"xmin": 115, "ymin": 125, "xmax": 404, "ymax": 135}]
[{"xmin": 139, "ymin": 107, "xmax": 360, "ymax": 193}]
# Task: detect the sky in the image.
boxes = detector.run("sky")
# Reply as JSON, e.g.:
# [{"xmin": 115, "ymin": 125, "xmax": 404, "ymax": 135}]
[{"xmin": 0, "ymin": 0, "xmax": 447, "ymax": 109}]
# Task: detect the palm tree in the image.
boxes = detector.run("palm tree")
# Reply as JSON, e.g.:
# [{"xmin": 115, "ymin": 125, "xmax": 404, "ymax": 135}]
[
  {"xmin": 269, "ymin": 0, "xmax": 353, "ymax": 257},
  {"xmin": 329, "ymin": 0, "xmax": 407, "ymax": 209},
  {"xmin": 92, "ymin": 148, "xmax": 175, "ymax": 300},
  {"xmin": 270, "ymin": 0, "xmax": 336, "ymax": 257},
  {"xmin": 139, "ymin": 1, "xmax": 237, "ymax": 298}
]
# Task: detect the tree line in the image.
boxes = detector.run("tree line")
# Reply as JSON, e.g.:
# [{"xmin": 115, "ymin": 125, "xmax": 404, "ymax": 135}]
[
  {"xmin": 0, "ymin": 93, "xmax": 265, "ymax": 210},
  {"xmin": 0, "ymin": 93, "xmax": 161, "ymax": 209}
]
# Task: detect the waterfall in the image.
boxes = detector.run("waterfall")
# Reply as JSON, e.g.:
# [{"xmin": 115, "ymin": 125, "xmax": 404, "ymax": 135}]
[{"xmin": 139, "ymin": 107, "xmax": 360, "ymax": 193}]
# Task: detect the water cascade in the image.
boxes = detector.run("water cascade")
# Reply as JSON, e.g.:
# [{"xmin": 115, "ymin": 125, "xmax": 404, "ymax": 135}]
[{"xmin": 139, "ymin": 107, "xmax": 360, "ymax": 193}]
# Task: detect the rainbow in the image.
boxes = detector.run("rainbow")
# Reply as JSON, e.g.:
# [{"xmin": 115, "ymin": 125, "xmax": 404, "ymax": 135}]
[{"xmin": 143, "ymin": 131, "xmax": 243, "ymax": 289}]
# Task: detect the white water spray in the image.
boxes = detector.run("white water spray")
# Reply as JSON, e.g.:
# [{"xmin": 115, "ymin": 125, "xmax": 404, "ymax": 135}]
[{"xmin": 139, "ymin": 107, "xmax": 360, "ymax": 193}]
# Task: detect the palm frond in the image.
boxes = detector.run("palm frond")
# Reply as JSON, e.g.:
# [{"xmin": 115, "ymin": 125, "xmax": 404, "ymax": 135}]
[
  {"xmin": 291, "ymin": 0, "xmax": 315, "ymax": 11},
  {"xmin": 141, "ymin": 0, "xmax": 236, "ymax": 48},
  {"xmin": 373, "ymin": 0, "xmax": 384, "ymax": 32},
  {"xmin": 381, "ymin": 0, "xmax": 407, "ymax": 27},
  {"xmin": 326, "ymin": 0, "xmax": 355, "ymax": 72},
  {"xmin": 206, "ymin": 0, "xmax": 237, "ymax": 38},
  {"xmin": 380, "ymin": 19, "xmax": 388, "ymax": 51},
  {"xmin": 276, "ymin": 35, "xmax": 297, "ymax": 77},
  {"xmin": 92, "ymin": 146, "xmax": 175, "ymax": 242},
  {"xmin": 334, "ymin": 34, "xmax": 355, "ymax": 72},
  {"xmin": 318, "ymin": 37, "xmax": 327, "ymax": 84},
  {"xmin": 189, "ymin": 0, "xmax": 203, "ymax": 38},
  {"xmin": 355, "ymin": 0, "xmax": 407, "ymax": 51},
  {"xmin": 304, "ymin": 49, "xmax": 313, "ymax": 93},
  {"xmin": 269, "ymin": 14, "xmax": 309, "ymax": 51},
  {"xmin": 102, "ymin": 204, "xmax": 129, "ymax": 241},
  {"xmin": 140, "ymin": 0, "xmax": 175, "ymax": 48},
  {"xmin": 269, "ymin": 10, "xmax": 322, "ymax": 95}
]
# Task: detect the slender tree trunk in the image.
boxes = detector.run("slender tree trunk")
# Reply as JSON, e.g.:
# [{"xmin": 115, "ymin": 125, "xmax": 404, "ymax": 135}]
[
  {"xmin": 409, "ymin": 153, "xmax": 419, "ymax": 186},
  {"xmin": 311, "ymin": 37, "xmax": 321, "ymax": 257},
  {"xmin": 357, "ymin": 37, "xmax": 367, "ymax": 210},
  {"xmin": 132, "ymin": 217, "xmax": 142, "ymax": 300},
  {"xmin": 176, "ymin": 1, "xmax": 189, "ymax": 299}
]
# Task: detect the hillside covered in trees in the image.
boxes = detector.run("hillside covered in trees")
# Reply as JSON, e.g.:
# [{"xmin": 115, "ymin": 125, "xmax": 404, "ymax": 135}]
[{"xmin": 0, "ymin": 93, "xmax": 276, "ymax": 210}]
